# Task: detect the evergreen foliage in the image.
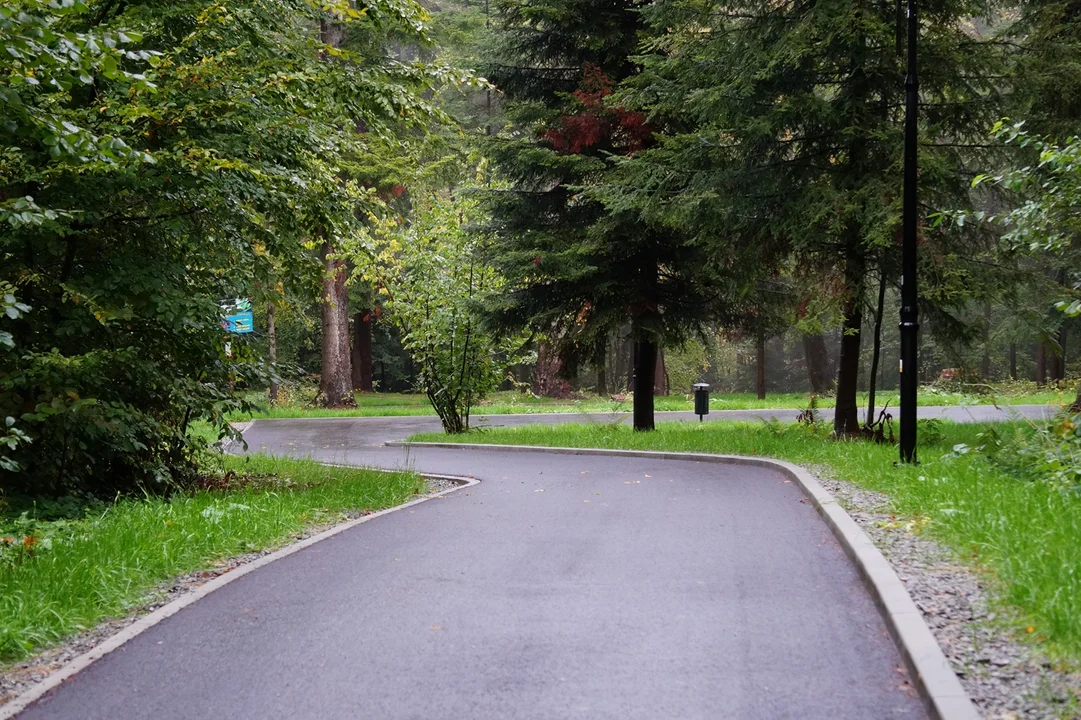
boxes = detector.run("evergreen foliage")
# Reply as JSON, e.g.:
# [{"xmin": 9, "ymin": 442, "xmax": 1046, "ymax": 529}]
[
  {"xmin": 599, "ymin": 0, "xmax": 1007, "ymax": 433},
  {"xmin": 481, "ymin": 0, "xmax": 747, "ymax": 430},
  {"xmin": 1004, "ymin": 0, "xmax": 1081, "ymax": 138}
]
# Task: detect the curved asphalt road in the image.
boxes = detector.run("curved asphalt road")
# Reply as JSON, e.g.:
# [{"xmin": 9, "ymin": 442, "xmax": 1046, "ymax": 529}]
[{"xmin": 19, "ymin": 407, "xmax": 1044, "ymax": 720}]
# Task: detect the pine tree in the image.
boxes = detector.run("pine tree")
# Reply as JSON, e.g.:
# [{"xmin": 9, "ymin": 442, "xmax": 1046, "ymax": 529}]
[
  {"xmin": 482, "ymin": 0, "xmax": 742, "ymax": 429},
  {"xmin": 604, "ymin": 0, "xmax": 1006, "ymax": 434},
  {"xmin": 997, "ymin": 0, "xmax": 1081, "ymax": 402},
  {"xmin": 1006, "ymin": 0, "xmax": 1081, "ymax": 139}
]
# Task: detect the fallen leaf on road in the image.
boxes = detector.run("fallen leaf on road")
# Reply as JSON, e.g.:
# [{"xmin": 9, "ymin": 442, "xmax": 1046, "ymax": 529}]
[{"xmin": 430, "ymin": 625, "xmax": 443, "ymax": 631}]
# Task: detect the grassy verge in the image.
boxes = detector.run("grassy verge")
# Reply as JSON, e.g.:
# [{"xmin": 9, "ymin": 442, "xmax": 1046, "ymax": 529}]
[
  {"xmin": 227, "ymin": 386, "xmax": 1068, "ymax": 420},
  {"xmin": 408, "ymin": 419, "xmax": 1081, "ymax": 662},
  {"xmin": 0, "ymin": 454, "xmax": 423, "ymax": 662}
]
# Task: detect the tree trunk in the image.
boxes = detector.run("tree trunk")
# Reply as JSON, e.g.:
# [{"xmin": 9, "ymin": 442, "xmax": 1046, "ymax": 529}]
[
  {"xmin": 1009, "ymin": 342, "xmax": 1017, "ymax": 380},
  {"xmin": 315, "ymin": 15, "xmax": 353, "ymax": 408},
  {"xmin": 866, "ymin": 271, "xmax": 886, "ymax": 426},
  {"xmin": 633, "ymin": 338, "xmax": 657, "ymax": 431},
  {"xmin": 533, "ymin": 342, "xmax": 567, "ymax": 397},
  {"xmin": 595, "ymin": 337, "xmax": 607, "ymax": 396},
  {"xmin": 1049, "ymin": 348, "xmax": 1063, "ymax": 382},
  {"xmin": 1054, "ymin": 269, "xmax": 1069, "ymax": 382},
  {"xmin": 319, "ymin": 16, "xmax": 346, "ymax": 49},
  {"xmin": 654, "ymin": 349, "xmax": 668, "ymax": 396},
  {"xmin": 351, "ymin": 310, "xmax": 374, "ymax": 391},
  {"xmin": 319, "ymin": 240, "xmax": 353, "ymax": 407},
  {"xmin": 802, "ymin": 332, "xmax": 834, "ymax": 394},
  {"xmin": 981, "ymin": 303, "xmax": 991, "ymax": 380},
  {"xmin": 830, "ymin": 283, "xmax": 864, "ymax": 434},
  {"xmin": 1036, "ymin": 342, "xmax": 1047, "ymax": 385},
  {"xmin": 267, "ymin": 301, "xmax": 278, "ymax": 404},
  {"xmin": 1055, "ymin": 326, "xmax": 1068, "ymax": 381},
  {"xmin": 756, "ymin": 327, "xmax": 766, "ymax": 400},
  {"xmin": 336, "ymin": 268, "xmax": 351, "ymax": 393}
]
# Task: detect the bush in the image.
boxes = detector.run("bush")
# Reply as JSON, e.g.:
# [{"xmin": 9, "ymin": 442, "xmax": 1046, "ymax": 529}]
[
  {"xmin": 980, "ymin": 413, "xmax": 1081, "ymax": 489},
  {"xmin": 1, "ymin": 332, "xmax": 267, "ymax": 499}
]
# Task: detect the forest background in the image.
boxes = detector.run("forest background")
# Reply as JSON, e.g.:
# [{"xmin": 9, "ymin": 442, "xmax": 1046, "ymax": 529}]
[{"xmin": 1, "ymin": 0, "xmax": 1080, "ymax": 499}]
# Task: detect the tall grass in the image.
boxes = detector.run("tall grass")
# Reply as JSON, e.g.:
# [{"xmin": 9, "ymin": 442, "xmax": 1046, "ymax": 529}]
[
  {"xmin": 409, "ymin": 420, "xmax": 1081, "ymax": 662},
  {"xmin": 0, "ymin": 454, "xmax": 422, "ymax": 662}
]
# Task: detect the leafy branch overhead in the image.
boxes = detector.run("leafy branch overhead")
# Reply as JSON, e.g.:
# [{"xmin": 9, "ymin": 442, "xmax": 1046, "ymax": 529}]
[{"xmin": 0, "ymin": 0, "xmax": 455, "ymax": 494}]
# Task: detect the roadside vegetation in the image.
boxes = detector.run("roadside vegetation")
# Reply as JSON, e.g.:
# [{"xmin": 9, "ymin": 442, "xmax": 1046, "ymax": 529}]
[
  {"xmin": 1, "ymin": 0, "xmax": 1080, "ymax": 704},
  {"xmin": 228, "ymin": 381, "xmax": 1071, "ymax": 420},
  {"xmin": 409, "ymin": 417, "xmax": 1081, "ymax": 662},
  {"xmin": 0, "ymin": 455, "xmax": 422, "ymax": 663}
]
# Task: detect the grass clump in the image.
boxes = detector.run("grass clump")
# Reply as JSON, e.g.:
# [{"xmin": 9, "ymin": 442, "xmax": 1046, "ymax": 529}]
[
  {"xmin": 0, "ymin": 454, "xmax": 422, "ymax": 662},
  {"xmin": 409, "ymin": 419, "xmax": 1081, "ymax": 662}
]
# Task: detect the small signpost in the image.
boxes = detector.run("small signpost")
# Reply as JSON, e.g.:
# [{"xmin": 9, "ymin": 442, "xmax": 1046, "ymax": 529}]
[{"xmin": 221, "ymin": 298, "xmax": 254, "ymax": 334}]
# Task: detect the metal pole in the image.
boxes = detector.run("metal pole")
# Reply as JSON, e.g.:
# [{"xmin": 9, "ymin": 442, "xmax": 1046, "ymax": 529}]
[{"xmin": 899, "ymin": 0, "xmax": 919, "ymax": 463}]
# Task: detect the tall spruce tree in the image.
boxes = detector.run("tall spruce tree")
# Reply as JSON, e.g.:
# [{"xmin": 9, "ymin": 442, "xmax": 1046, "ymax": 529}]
[
  {"xmin": 1006, "ymin": 0, "xmax": 1081, "ymax": 139},
  {"xmin": 604, "ymin": 0, "xmax": 1005, "ymax": 434},
  {"xmin": 995, "ymin": 0, "xmax": 1081, "ymax": 395},
  {"xmin": 482, "ymin": 0, "xmax": 740, "ymax": 429}
]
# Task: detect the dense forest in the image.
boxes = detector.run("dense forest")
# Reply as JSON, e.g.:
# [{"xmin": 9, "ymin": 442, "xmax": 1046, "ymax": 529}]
[{"xmin": 2, "ymin": 0, "xmax": 1080, "ymax": 496}]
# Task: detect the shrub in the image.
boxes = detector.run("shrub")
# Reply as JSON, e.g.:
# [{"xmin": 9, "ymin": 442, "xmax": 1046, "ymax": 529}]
[{"xmin": 980, "ymin": 413, "xmax": 1081, "ymax": 489}]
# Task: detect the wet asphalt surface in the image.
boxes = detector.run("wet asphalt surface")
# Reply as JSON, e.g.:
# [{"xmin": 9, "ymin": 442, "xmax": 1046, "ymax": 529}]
[{"xmin": 18, "ymin": 405, "xmax": 1043, "ymax": 719}]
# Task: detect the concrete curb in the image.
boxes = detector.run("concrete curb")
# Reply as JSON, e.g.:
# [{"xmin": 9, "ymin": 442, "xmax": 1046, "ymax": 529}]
[
  {"xmin": 0, "ymin": 472, "xmax": 478, "ymax": 720},
  {"xmin": 392, "ymin": 440, "xmax": 980, "ymax": 720}
]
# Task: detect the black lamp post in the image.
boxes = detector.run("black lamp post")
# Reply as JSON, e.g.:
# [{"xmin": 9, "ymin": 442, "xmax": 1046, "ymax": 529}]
[{"xmin": 899, "ymin": 0, "xmax": 919, "ymax": 463}]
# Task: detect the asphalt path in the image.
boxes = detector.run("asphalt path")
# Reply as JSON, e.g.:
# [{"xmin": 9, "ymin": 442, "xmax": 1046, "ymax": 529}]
[{"xmin": 17, "ymin": 406, "xmax": 1041, "ymax": 719}]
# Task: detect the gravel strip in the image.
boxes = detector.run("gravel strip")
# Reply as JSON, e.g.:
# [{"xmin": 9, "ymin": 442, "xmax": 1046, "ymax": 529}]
[
  {"xmin": 424, "ymin": 474, "xmax": 468, "ymax": 495},
  {"xmin": 0, "ymin": 476, "xmax": 462, "ymax": 707},
  {"xmin": 814, "ymin": 468, "xmax": 1081, "ymax": 720}
]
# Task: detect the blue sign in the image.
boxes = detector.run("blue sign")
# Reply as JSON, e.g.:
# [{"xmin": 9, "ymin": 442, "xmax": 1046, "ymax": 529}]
[
  {"xmin": 224, "ymin": 311, "xmax": 254, "ymax": 333},
  {"xmin": 221, "ymin": 298, "xmax": 254, "ymax": 334}
]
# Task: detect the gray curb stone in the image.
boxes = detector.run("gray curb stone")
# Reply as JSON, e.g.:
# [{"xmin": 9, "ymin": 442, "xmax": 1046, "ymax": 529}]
[{"xmin": 392, "ymin": 440, "xmax": 981, "ymax": 720}]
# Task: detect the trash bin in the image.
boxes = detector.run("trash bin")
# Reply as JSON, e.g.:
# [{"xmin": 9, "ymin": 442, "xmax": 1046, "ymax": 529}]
[{"xmin": 693, "ymin": 383, "xmax": 710, "ymax": 421}]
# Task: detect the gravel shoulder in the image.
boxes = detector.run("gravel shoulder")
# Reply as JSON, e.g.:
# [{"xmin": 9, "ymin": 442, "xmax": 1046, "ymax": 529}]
[
  {"xmin": 814, "ymin": 469, "xmax": 1081, "ymax": 720},
  {"xmin": 0, "ymin": 476, "xmax": 459, "ymax": 709}
]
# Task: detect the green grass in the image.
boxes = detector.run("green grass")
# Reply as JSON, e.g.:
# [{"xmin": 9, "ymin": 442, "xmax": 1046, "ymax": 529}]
[
  {"xmin": 0, "ymin": 454, "xmax": 423, "ymax": 662},
  {"xmin": 228, "ymin": 384, "xmax": 1070, "ymax": 420},
  {"xmin": 408, "ymin": 419, "xmax": 1081, "ymax": 663}
]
